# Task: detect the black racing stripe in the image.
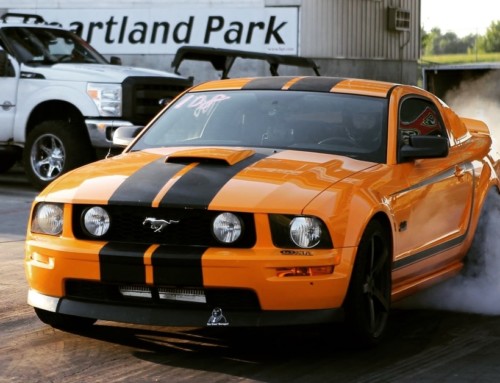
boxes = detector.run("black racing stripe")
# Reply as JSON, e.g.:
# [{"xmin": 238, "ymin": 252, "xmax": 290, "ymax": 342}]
[
  {"xmin": 99, "ymin": 243, "xmax": 149, "ymax": 283},
  {"xmin": 108, "ymin": 158, "xmax": 185, "ymax": 206},
  {"xmin": 160, "ymin": 153, "xmax": 267, "ymax": 208},
  {"xmin": 288, "ymin": 77, "xmax": 346, "ymax": 92},
  {"xmin": 393, "ymin": 233, "xmax": 465, "ymax": 270},
  {"xmin": 152, "ymin": 245, "xmax": 206, "ymax": 286},
  {"xmin": 242, "ymin": 77, "xmax": 296, "ymax": 90}
]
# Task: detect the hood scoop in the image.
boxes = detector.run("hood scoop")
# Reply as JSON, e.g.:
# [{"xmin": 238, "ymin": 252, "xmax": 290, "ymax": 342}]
[{"xmin": 166, "ymin": 148, "xmax": 255, "ymax": 165}]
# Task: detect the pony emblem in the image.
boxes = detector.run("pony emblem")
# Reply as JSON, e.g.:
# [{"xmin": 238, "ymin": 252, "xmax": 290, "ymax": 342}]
[{"xmin": 143, "ymin": 217, "xmax": 179, "ymax": 233}]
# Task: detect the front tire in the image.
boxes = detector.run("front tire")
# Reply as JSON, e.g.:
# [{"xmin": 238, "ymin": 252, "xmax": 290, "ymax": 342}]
[
  {"xmin": 344, "ymin": 220, "xmax": 392, "ymax": 346},
  {"xmin": 34, "ymin": 307, "xmax": 97, "ymax": 330},
  {"xmin": 23, "ymin": 120, "xmax": 94, "ymax": 189}
]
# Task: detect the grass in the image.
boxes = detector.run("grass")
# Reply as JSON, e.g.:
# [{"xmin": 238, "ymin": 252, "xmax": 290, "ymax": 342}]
[{"xmin": 420, "ymin": 52, "xmax": 500, "ymax": 65}]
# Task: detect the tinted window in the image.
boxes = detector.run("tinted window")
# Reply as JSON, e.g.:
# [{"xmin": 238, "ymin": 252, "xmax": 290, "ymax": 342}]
[
  {"xmin": 1, "ymin": 27, "xmax": 107, "ymax": 64},
  {"xmin": 133, "ymin": 90, "xmax": 388, "ymax": 163},
  {"xmin": 399, "ymin": 97, "xmax": 446, "ymax": 144}
]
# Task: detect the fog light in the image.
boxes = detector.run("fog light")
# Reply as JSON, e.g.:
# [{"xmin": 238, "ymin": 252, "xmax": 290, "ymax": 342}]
[
  {"xmin": 276, "ymin": 265, "xmax": 334, "ymax": 277},
  {"xmin": 213, "ymin": 212, "xmax": 242, "ymax": 243},
  {"xmin": 82, "ymin": 206, "xmax": 110, "ymax": 237}
]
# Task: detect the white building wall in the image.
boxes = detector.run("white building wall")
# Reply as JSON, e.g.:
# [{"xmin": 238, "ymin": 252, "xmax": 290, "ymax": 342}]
[
  {"xmin": 0, "ymin": 0, "xmax": 421, "ymax": 84},
  {"xmin": 300, "ymin": 0, "xmax": 420, "ymax": 60}
]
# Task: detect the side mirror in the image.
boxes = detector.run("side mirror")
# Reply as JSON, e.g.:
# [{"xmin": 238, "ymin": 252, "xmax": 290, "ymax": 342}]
[
  {"xmin": 112, "ymin": 125, "xmax": 144, "ymax": 147},
  {"xmin": 0, "ymin": 50, "xmax": 8, "ymax": 77},
  {"xmin": 400, "ymin": 135, "xmax": 449, "ymax": 160},
  {"xmin": 110, "ymin": 56, "xmax": 122, "ymax": 65}
]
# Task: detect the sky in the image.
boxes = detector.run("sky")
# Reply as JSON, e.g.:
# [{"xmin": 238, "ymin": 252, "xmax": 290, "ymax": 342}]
[{"xmin": 421, "ymin": 0, "xmax": 500, "ymax": 37}]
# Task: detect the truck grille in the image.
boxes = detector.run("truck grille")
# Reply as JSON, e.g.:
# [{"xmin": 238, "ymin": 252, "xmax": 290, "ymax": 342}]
[
  {"xmin": 122, "ymin": 76, "xmax": 192, "ymax": 125},
  {"xmin": 72, "ymin": 205, "xmax": 256, "ymax": 248}
]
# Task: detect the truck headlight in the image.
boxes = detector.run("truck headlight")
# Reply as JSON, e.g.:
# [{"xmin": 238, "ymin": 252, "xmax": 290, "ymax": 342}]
[
  {"xmin": 31, "ymin": 203, "xmax": 64, "ymax": 236},
  {"xmin": 87, "ymin": 83, "xmax": 122, "ymax": 117}
]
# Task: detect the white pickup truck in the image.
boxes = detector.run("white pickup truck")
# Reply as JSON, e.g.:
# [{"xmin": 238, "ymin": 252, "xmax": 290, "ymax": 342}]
[{"xmin": 0, "ymin": 13, "xmax": 192, "ymax": 189}]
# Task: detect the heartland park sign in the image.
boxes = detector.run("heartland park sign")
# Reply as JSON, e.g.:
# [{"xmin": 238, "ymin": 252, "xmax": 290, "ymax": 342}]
[{"xmin": 12, "ymin": 7, "xmax": 299, "ymax": 55}]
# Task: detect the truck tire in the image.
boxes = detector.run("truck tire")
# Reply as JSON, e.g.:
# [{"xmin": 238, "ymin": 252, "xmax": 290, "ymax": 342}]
[{"xmin": 23, "ymin": 120, "xmax": 94, "ymax": 190}]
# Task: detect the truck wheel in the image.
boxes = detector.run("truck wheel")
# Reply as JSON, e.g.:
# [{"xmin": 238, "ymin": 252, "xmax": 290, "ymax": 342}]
[
  {"xmin": 344, "ymin": 220, "xmax": 392, "ymax": 347},
  {"xmin": 23, "ymin": 120, "xmax": 94, "ymax": 189}
]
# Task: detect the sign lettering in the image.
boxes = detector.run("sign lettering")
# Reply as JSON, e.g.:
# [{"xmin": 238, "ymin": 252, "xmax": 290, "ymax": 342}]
[{"xmin": 11, "ymin": 8, "xmax": 298, "ymax": 55}]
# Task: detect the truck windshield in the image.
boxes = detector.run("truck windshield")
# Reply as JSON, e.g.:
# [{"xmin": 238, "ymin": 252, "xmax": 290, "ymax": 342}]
[{"xmin": 1, "ymin": 26, "xmax": 108, "ymax": 65}]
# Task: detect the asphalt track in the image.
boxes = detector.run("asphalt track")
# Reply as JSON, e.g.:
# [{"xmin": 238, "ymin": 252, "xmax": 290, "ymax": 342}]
[{"xmin": 1, "ymin": 164, "xmax": 500, "ymax": 383}]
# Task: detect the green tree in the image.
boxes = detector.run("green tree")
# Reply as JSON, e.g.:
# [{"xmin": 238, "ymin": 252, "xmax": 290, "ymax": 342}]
[
  {"xmin": 421, "ymin": 27, "xmax": 478, "ymax": 55},
  {"xmin": 480, "ymin": 20, "xmax": 500, "ymax": 52}
]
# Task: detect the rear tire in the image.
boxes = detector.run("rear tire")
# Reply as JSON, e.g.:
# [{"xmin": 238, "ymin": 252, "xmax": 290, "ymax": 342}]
[
  {"xmin": 34, "ymin": 307, "xmax": 96, "ymax": 330},
  {"xmin": 23, "ymin": 120, "xmax": 95, "ymax": 190},
  {"xmin": 344, "ymin": 220, "xmax": 392, "ymax": 347},
  {"xmin": 462, "ymin": 188, "xmax": 500, "ymax": 277}
]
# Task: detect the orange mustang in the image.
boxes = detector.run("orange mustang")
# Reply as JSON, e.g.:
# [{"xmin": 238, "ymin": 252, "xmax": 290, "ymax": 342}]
[{"xmin": 25, "ymin": 76, "xmax": 500, "ymax": 345}]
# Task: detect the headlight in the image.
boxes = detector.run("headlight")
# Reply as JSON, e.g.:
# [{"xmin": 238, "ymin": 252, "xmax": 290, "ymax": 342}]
[
  {"xmin": 212, "ymin": 212, "xmax": 242, "ymax": 244},
  {"xmin": 82, "ymin": 206, "xmax": 110, "ymax": 237},
  {"xmin": 87, "ymin": 83, "xmax": 122, "ymax": 117},
  {"xmin": 290, "ymin": 217, "xmax": 322, "ymax": 248},
  {"xmin": 31, "ymin": 203, "xmax": 63, "ymax": 235}
]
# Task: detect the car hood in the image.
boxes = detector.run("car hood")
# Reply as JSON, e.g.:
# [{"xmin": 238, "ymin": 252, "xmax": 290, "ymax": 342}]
[
  {"xmin": 21, "ymin": 63, "xmax": 185, "ymax": 82},
  {"xmin": 41, "ymin": 147, "xmax": 376, "ymax": 213}
]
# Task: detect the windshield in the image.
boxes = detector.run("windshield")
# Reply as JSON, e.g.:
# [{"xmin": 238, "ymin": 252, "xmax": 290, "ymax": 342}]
[
  {"xmin": 133, "ymin": 90, "xmax": 388, "ymax": 163},
  {"xmin": 1, "ymin": 27, "xmax": 108, "ymax": 65}
]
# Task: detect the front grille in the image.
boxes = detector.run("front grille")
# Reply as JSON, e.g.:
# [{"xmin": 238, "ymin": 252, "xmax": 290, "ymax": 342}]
[
  {"xmin": 65, "ymin": 280, "xmax": 261, "ymax": 311},
  {"xmin": 122, "ymin": 76, "xmax": 192, "ymax": 125},
  {"xmin": 72, "ymin": 205, "xmax": 256, "ymax": 248}
]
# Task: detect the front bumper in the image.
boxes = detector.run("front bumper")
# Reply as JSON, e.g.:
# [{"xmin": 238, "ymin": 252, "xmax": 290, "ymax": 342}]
[
  {"xmin": 28, "ymin": 289, "xmax": 344, "ymax": 327},
  {"xmin": 25, "ymin": 236, "xmax": 356, "ymax": 327}
]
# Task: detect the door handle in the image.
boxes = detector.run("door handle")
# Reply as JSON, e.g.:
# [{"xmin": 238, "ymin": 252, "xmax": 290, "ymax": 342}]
[
  {"xmin": 454, "ymin": 165, "xmax": 465, "ymax": 178},
  {"xmin": 1, "ymin": 101, "xmax": 14, "ymax": 111}
]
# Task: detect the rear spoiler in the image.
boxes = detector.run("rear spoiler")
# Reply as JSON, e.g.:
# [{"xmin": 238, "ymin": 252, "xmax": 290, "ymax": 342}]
[{"xmin": 171, "ymin": 46, "xmax": 320, "ymax": 79}]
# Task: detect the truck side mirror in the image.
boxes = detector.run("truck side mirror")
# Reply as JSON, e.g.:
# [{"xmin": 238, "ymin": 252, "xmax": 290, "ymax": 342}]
[
  {"xmin": 110, "ymin": 56, "xmax": 122, "ymax": 65},
  {"xmin": 112, "ymin": 125, "xmax": 144, "ymax": 147},
  {"xmin": 0, "ymin": 50, "xmax": 8, "ymax": 77}
]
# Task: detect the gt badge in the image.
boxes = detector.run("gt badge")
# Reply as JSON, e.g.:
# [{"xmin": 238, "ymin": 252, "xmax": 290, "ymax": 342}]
[
  {"xmin": 143, "ymin": 217, "xmax": 179, "ymax": 233},
  {"xmin": 207, "ymin": 307, "xmax": 229, "ymax": 326}
]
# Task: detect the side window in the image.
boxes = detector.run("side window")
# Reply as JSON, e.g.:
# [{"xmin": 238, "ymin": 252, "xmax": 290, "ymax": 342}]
[
  {"xmin": 399, "ymin": 97, "xmax": 445, "ymax": 145},
  {"xmin": 0, "ymin": 46, "xmax": 15, "ymax": 78}
]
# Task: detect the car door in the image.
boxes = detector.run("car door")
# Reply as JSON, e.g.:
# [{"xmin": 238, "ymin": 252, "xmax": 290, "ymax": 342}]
[
  {"xmin": 0, "ymin": 49, "xmax": 18, "ymax": 141},
  {"xmin": 391, "ymin": 96, "xmax": 474, "ymax": 270}
]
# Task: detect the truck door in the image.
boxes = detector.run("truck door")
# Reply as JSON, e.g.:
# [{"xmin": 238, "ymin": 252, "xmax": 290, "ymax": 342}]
[{"xmin": 0, "ymin": 50, "xmax": 18, "ymax": 141}]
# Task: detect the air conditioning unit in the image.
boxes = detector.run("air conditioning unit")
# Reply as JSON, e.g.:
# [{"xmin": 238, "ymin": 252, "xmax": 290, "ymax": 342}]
[{"xmin": 387, "ymin": 7, "xmax": 411, "ymax": 32}]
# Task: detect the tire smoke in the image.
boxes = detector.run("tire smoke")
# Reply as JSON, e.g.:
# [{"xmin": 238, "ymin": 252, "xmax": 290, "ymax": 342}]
[{"xmin": 398, "ymin": 191, "xmax": 500, "ymax": 314}]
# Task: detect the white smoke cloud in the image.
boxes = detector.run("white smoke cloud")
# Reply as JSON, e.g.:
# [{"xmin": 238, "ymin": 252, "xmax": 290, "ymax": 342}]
[
  {"xmin": 446, "ymin": 70, "xmax": 500, "ymax": 149},
  {"xmin": 398, "ymin": 191, "xmax": 500, "ymax": 314},
  {"xmin": 398, "ymin": 70, "xmax": 500, "ymax": 314}
]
